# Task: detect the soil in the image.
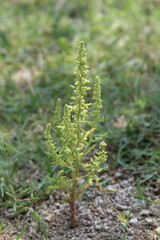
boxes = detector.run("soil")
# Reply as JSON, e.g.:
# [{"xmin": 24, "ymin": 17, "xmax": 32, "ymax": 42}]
[{"xmin": 0, "ymin": 169, "xmax": 159, "ymax": 240}]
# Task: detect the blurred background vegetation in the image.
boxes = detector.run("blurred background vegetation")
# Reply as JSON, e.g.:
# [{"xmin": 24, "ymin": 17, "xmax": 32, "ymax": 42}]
[{"xmin": 0, "ymin": 0, "xmax": 159, "ymax": 207}]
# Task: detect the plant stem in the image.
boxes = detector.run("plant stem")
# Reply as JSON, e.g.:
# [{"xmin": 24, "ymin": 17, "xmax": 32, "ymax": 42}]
[
  {"xmin": 69, "ymin": 198, "xmax": 79, "ymax": 228},
  {"xmin": 68, "ymin": 62, "xmax": 83, "ymax": 228}
]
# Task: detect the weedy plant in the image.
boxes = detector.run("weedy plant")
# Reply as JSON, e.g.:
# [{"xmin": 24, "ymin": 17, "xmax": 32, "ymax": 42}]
[{"xmin": 44, "ymin": 41, "xmax": 108, "ymax": 228}]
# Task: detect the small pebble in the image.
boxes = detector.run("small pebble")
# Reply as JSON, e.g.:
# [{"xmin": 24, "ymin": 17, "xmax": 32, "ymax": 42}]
[
  {"xmin": 116, "ymin": 203, "xmax": 128, "ymax": 210},
  {"xmin": 95, "ymin": 224, "xmax": 102, "ymax": 230},
  {"xmin": 155, "ymin": 226, "xmax": 160, "ymax": 234},
  {"xmin": 106, "ymin": 208, "xmax": 113, "ymax": 214},
  {"xmin": 129, "ymin": 218, "xmax": 138, "ymax": 225},
  {"xmin": 140, "ymin": 210, "xmax": 150, "ymax": 216},
  {"xmin": 145, "ymin": 218, "xmax": 153, "ymax": 224}
]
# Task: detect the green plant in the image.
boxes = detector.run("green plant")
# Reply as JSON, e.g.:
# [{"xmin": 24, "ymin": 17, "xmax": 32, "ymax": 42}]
[
  {"xmin": 44, "ymin": 41, "xmax": 108, "ymax": 228},
  {"xmin": 0, "ymin": 220, "xmax": 4, "ymax": 232},
  {"xmin": 29, "ymin": 208, "xmax": 47, "ymax": 240},
  {"xmin": 16, "ymin": 224, "xmax": 28, "ymax": 240}
]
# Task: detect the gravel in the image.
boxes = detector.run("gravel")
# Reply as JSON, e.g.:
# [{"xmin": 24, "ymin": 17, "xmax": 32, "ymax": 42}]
[{"xmin": 0, "ymin": 168, "xmax": 159, "ymax": 240}]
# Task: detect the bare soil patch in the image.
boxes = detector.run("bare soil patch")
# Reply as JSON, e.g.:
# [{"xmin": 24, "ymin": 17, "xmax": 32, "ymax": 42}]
[{"xmin": 0, "ymin": 169, "xmax": 159, "ymax": 240}]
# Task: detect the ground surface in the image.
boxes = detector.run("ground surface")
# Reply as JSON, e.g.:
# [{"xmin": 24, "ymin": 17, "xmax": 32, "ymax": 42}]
[{"xmin": 0, "ymin": 169, "xmax": 159, "ymax": 240}]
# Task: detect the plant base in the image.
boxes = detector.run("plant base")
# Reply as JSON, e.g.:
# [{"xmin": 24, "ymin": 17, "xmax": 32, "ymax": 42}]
[{"xmin": 69, "ymin": 201, "xmax": 79, "ymax": 228}]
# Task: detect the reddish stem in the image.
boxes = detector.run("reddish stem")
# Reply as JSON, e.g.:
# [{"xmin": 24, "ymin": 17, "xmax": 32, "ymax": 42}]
[{"xmin": 69, "ymin": 200, "xmax": 79, "ymax": 228}]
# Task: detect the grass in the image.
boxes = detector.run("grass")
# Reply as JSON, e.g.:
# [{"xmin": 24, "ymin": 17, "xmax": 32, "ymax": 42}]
[{"xmin": 0, "ymin": 0, "xmax": 159, "ymax": 218}]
